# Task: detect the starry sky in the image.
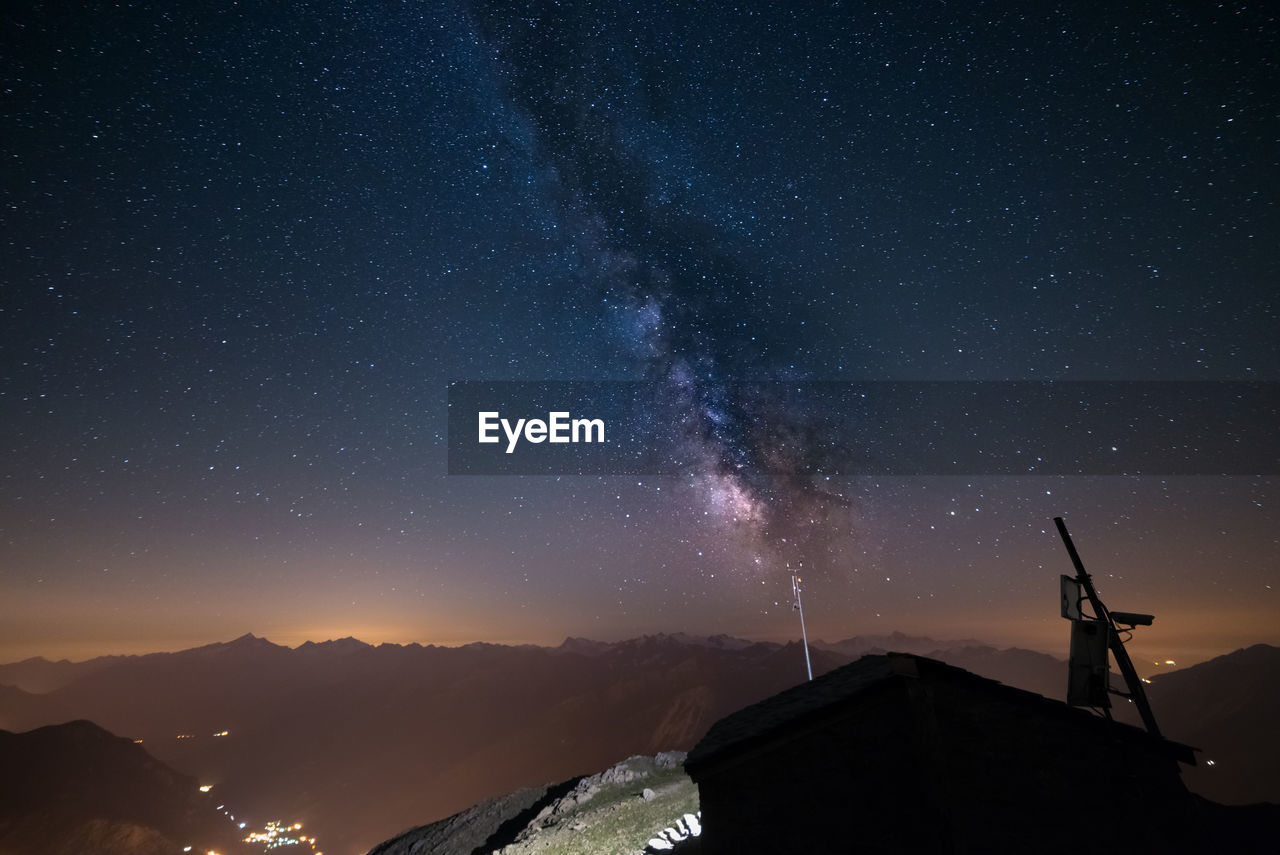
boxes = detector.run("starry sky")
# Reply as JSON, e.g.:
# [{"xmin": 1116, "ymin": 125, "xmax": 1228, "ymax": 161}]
[{"xmin": 2, "ymin": 1, "xmax": 1276, "ymax": 666}]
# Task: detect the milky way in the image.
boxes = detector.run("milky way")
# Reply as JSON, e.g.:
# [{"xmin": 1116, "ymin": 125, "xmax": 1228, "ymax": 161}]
[{"xmin": 468, "ymin": 2, "xmax": 862, "ymax": 562}]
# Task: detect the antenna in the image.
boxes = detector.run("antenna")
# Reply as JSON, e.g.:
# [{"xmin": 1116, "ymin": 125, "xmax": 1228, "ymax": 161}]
[
  {"xmin": 792, "ymin": 573, "xmax": 813, "ymax": 681},
  {"xmin": 1054, "ymin": 517, "xmax": 1161, "ymax": 736}
]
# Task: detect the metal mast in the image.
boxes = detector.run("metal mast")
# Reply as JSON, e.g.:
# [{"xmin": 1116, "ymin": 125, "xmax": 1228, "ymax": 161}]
[{"xmin": 792, "ymin": 573, "xmax": 813, "ymax": 681}]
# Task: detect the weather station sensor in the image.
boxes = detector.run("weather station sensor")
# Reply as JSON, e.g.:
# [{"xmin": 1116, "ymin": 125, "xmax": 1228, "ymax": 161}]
[{"xmin": 1110, "ymin": 611, "xmax": 1154, "ymax": 627}]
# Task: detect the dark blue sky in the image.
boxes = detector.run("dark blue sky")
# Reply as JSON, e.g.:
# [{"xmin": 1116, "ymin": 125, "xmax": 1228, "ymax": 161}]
[{"xmin": 2, "ymin": 1, "xmax": 1276, "ymax": 663}]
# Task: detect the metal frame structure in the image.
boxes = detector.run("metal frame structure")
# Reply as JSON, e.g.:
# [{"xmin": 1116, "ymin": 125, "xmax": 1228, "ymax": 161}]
[{"xmin": 1054, "ymin": 516, "xmax": 1161, "ymax": 736}]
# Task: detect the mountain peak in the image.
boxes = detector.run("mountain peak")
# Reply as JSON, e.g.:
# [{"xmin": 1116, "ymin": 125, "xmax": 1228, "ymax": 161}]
[
  {"xmin": 221, "ymin": 632, "xmax": 284, "ymax": 651},
  {"xmin": 557, "ymin": 636, "xmax": 611, "ymax": 655},
  {"xmin": 0, "ymin": 719, "xmax": 252, "ymax": 855},
  {"xmin": 23, "ymin": 718, "xmax": 118, "ymax": 742},
  {"xmin": 297, "ymin": 636, "xmax": 372, "ymax": 653}
]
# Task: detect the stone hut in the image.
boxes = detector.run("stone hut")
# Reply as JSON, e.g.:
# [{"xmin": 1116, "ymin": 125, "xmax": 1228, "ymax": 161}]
[{"xmin": 685, "ymin": 653, "xmax": 1205, "ymax": 854}]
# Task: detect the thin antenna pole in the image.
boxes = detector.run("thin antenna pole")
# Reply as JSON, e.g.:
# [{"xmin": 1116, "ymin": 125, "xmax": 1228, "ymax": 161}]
[{"xmin": 793, "ymin": 574, "xmax": 813, "ymax": 681}]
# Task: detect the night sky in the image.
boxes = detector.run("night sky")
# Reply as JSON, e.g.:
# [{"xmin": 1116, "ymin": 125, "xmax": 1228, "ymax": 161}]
[{"xmin": 2, "ymin": 1, "xmax": 1276, "ymax": 667}]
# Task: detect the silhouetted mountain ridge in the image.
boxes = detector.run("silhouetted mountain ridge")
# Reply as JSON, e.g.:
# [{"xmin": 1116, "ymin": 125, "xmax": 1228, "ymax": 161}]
[
  {"xmin": 1146, "ymin": 643, "xmax": 1280, "ymax": 804},
  {"xmin": 296, "ymin": 635, "xmax": 373, "ymax": 655},
  {"xmin": 0, "ymin": 654, "xmax": 132, "ymax": 694},
  {"xmin": 0, "ymin": 719, "xmax": 252, "ymax": 855},
  {"xmin": 0, "ymin": 634, "xmax": 1273, "ymax": 854},
  {"xmin": 814, "ymin": 630, "xmax": 987, "ymax": 657}
]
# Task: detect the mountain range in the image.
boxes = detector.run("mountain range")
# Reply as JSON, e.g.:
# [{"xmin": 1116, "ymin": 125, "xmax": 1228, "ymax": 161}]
[{"xmin": 0, "ymin": 633, "xmax": 1274, "ymax": 854}]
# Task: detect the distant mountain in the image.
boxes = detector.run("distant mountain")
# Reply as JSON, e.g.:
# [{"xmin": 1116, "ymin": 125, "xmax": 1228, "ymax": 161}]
[
  {"xmin": 0, "ymin": 655, "xmax": 130, "ymax": 694},
  {"xmin": 0, "ymin": 720, "xmax": 252, "ymax": 855},
  {"xmin": 921, "ymin": 645, "xmax": 1067, "ymax": 701},
  {"xmin": 555, "ymin": 636, "xmax": 614, "ymax": 656},
  {"xmin": 813, "ymin": 631, "xmax": 987, "ymax": 657},
  {"xmin": 0, "ymin": 634, "xmax": 1273, "ymax": 854},
  {"xmin": 1146, "ymin": 644, "xmax": 1280, "ymax": 805},
  {"xmin": 0, "ymin": 684, "xmax": 40, "ymax": 724},
  {"xmin": 0, "ymin": 634, "xmax": 288, "ymax": 695},
  {"xmin": 295, "ymin": 635, "xmax": 374, "ymax": 655},
  {"xmin": 814, "ymin": 633, "xmax": 1069, "ymax": 702}
]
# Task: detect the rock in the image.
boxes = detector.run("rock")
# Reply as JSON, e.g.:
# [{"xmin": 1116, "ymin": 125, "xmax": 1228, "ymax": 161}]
[
  {"xmin": 601, "ymin": 761, "xmax": 633, "ymax": 785},
  {"xmin": 684, "ymin": 813, "xmax": 701, "ymax": 836},
  {"xmin": 655, "ymin": 751, "xmax": 687, "ymax": 770},
  {"xmin": 646, "ymin": 838, "xmax": 674, "ymax": 851},
  {"xmin": 641, "ymin": 788, "xmax": 656, "ymax": 802}
]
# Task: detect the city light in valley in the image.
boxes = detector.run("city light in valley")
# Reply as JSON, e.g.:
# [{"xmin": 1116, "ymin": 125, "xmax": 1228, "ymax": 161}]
[{"xmin": 244, "ymin": 820, "xmax": 321, "ymax": 852}]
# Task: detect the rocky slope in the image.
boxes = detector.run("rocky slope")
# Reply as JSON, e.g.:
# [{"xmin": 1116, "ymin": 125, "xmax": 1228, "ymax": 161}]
[{"xmin": 369, "ymin": 753, "xmax": 699, "ymax": 855}]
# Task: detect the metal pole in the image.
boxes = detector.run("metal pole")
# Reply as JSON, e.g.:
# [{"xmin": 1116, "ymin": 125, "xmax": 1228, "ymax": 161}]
[{"xmin": 793, "ymin": 574, "xmax": 813, "ymax": 681}]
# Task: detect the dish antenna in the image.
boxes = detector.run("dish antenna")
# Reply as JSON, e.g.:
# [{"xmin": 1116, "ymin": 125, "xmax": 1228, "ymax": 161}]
[{"xmin": 1054, "ymin": 517, "xmax": 1161, "ymax": 736}]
